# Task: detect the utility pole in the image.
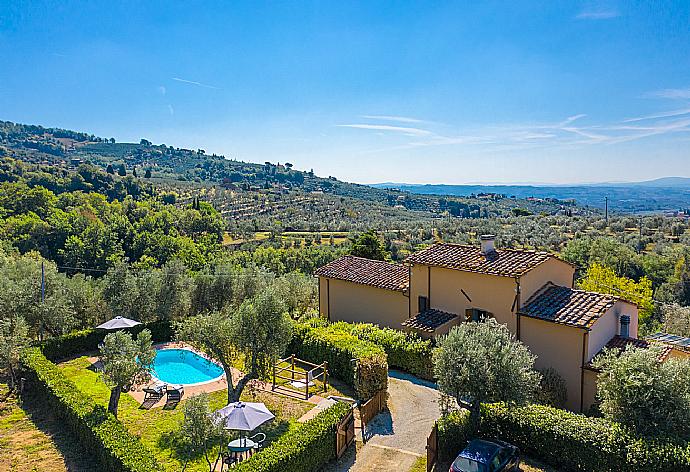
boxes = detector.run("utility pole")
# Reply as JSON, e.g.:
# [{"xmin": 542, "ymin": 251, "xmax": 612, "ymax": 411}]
[
  {"xmin": 605, "ymin": 196, "xmax": 609, "ymax": 224},
  {"xmin": 39, "ymin": 261, "xmax": 45, "ymax": 341}
]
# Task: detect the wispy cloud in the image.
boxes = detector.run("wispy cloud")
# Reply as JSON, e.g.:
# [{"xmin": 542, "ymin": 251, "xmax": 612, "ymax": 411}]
[
  {"xmin": 158, "ymin": 86, "xmax": 167, "ymax": 95},
  {"xmin": 360, "ymin": 115, "xmax": 425, "ymax": 124},
  {"xmin": 337, "ymin": 124, "xmax": 432, "ymax": 137},
  {"xmin": 171, "ymin": 77, "xmax": 219, "ymax": 90},
  {"xmin": 167, "ymin": 104, "xmax": 174, "ymax": 116},
  {"xmin": 623, "ymin": 108, "xmax": 690, "ymax": 123},
  {"xmin": 647, "ymin": 87, "xmax": 690, "ymax": 100},
  {"xmin": 576, "ymin": 9, "xmax": 620, "ymax": 20}
]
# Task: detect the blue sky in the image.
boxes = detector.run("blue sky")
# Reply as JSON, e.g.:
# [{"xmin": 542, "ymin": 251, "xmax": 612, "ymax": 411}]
[{"xmin": 1, "ymin": 1, "xmax": 689, "ymax": 184}]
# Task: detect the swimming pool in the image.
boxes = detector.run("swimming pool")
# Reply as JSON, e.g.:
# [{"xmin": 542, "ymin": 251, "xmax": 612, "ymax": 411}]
[{"xmin": 151, "ymin": 348, "xmax": 224, "ymax": 386}]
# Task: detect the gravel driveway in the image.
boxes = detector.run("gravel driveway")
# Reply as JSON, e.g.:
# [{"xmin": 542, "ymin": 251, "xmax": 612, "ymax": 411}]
[{"xmin": 322, "ymin": 370, "xmax": 440, "ymax": 472}]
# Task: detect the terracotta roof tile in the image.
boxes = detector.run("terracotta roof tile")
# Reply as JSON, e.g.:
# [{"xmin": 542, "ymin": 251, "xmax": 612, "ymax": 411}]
[
  {"xmin": 402, "ymin": 309, "xmax": 457, "ymax": 333},
  {"xmin": 314, "ymin": 256, "xmax": 409, "ymax": 292},
  {"xmin": 405, "ymin": 243, "xmax": 555, "ymax": 277},
  {"xmin": 519, "ymin": 283, "xmax": 617, "ymax": 329},
  {"xmin": 585, "ymin": 335, "xmax": 673, "ymax": 370}
]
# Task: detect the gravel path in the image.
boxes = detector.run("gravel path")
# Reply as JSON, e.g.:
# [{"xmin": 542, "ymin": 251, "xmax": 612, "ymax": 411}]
[{"xmin": 322, "ymin": 370, "xmax": 440, "ymax": 472}]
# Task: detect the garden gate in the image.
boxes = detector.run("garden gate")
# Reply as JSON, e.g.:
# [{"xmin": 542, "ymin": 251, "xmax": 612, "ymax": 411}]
[
  {"xmin": 336, "ymin": 407, "xmax": 355, "ymax": 458},
  {"xmin": 426, "ymin": 422, "xmax": 438, "ymax": 472}
]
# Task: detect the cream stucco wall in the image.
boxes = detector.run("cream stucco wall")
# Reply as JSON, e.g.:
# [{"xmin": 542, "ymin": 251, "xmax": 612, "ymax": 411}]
[
  {"xmin": 587, "ymin": 301, "xmax": 639, "ymax": 364},
  {"xmin": 518, "ymin": 258, "xmax": 575, "ymax": 301},
  {"xmin": 417, "ymin": 265, "xmax": 519, "ymax": 332},
  {"xmin": 519, "ymin": 316, "xmax": 587, "ymax": 411},
  {"xmin": 582, "ymin": 368, "xmax": 599, "ymax": 413},
  {"xmin": 319, "ymin": 277, "xmax": 409, "ymax": 329}
]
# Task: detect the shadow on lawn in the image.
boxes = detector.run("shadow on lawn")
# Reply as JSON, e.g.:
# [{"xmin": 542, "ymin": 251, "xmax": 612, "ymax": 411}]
[{"xmin": 18, "ymin": 387, "xmax": 101, "ymax": 471}]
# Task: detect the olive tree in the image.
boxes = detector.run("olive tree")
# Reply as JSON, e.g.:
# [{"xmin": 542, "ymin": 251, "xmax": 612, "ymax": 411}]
[
  {"xmin": 100, "ymin": 329, "xmax": 156, "ymax": 417},
  {"xmin": 593, "ymin": 345, "xmax": 690, "ymax": 438},
  {"xmin": 0, "ymin": 313, "xmax": 29, "ymax": 389},
  {"xmin": 177, "ymin": 287, "xmax": 292, "ymax": 404},
  {"xmin": 177, "ymin": 393, "xmax": 225, "ymax": 472},
  {"xmin": 433, "ymin": 319, "xmax": 540, "ymax": 434}
]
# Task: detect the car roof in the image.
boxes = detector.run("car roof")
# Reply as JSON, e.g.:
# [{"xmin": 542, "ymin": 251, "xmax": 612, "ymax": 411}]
[{"xmin": 460, "ymin": 439, "xmax": 502, "ymax": 464}]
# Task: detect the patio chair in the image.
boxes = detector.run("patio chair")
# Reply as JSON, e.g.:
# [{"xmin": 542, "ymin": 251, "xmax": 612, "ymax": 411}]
[
  {"xmin": 143, "ymin": 382, "xmax": 166, "ymax": 402},
  {"xmin": 166, "ymin": 384, "xmax": 185, "ymax": 402},
  {"xmin": 249, "ymin": 432, "xmax": 266, "ymax": 450}
]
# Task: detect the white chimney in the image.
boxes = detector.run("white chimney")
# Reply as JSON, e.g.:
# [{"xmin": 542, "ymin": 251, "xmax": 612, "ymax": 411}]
[{"xmin": 480, "ymin": 234, "xmax": 496, "ymax": 255}]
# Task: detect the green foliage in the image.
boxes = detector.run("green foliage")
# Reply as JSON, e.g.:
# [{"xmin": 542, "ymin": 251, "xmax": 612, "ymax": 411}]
[
  {"xmin": 288, "ymin": 322, "xmax": 388, "ymax": 400},
  {"xmin": 433, "ymin": 319, "xmax": 540, "ymax": 433},
  {"xmin": 234, "ymin": 402, "xmax": 351, "ymax": 472},
  {"xmin": 349, "ymin": 230, "xmax": 389, "ymax": 260},
  {"xmin": 593, "ymin": 345, "xmax": 690, "ymax": 438},
  {"xmin": 19, "ymin": 347, "xmax": 164, "ymax": 472},
  {"xmin": 535, "ymin": 367, "xmax": 567, "ymax": 409},
  {"xmin": 661, "ymin": 303, "xmax": 690, "ymax": 337},
  {"xmin": 562, "ymin": 237, "xmax": 641, "ymax": 279},
  {"xmin": 177, "ymin": 393, "xmax": 226, "ymax": 471},
  {"xmin": 0, "ymin": 311, "xmax": 29, "ymax": 388},
  {"xmin": 579, "ymin": 263, "xmax": 654, "ymax": 326},
  {"xmin": 329, "ymin": 321, "xmax": 435, "ymax": 380},
  {"xmin": 438, "ymin": 403, "xmax": 690, "ymax": 472}
]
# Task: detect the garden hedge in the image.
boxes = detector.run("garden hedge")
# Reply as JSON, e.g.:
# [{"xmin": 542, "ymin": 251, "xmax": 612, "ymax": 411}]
[
  {"xmin": 234, "ymin": 401, "xmax": 352, "ymax": 472},
  {"xmin": 288, "ymin": 322, "xmax": 388, "ymax": 400},
  {"xmin": 38, "ymin": 320, "xmax": 173, "ymax": 361},
  {"xmin": 437, "ymin": 404, "xmax": 690, "ymax": 471},
  {"xmin": 19, "ymin": 347, "xmax": 164, "ymax": 472},
  {"xmin": 331, "ymin": 321, "xmax": 435, "ymax": 380}
]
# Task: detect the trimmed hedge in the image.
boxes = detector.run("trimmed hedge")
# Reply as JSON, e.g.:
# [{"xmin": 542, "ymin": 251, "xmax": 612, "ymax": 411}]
[
  {"xmin": 438, "ymin": 404, "xmax": 690, "ymax": 471},
  {"xmin": 38, "ymin": 320, "xmax": 173, "ymax": 361},
  {"xmin": 331, "ymin": 322, "xmax": 435, "ymax": 380},
  {"xmin": 288, "ymin": 322, "xmax": 388, "ymax": 400},
  {"xmin": 19, "ymin": 347, "xmax": 164, "ymax": 472},
  {"xmin": 234, "ymin": 401, "xmax": 352, "ymax": 472}
]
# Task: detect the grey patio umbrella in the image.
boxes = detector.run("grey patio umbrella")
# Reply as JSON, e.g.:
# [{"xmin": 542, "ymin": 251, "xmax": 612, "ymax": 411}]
[
  {"xmin": 214, "ymin": 401, "xmax": 275, "ymax": 431},
  {"xmin": 95, "ymin": 316, "xmax": 142, "ymax": 330}
]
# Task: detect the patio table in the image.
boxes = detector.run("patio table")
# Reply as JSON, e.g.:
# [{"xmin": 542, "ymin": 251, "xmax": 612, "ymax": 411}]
[{"xmin": 227, "ymin": 438, "xmax": 257, "ymax": 463}]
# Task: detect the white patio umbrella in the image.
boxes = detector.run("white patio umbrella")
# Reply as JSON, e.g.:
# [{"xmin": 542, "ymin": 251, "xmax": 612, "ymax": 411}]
[
  {"xmin": 214, "ymin": 401, "xmax": 275, "ymax": 431},
  {"xmin": 95, "ymin": 316, "xmax": 142, "ymax": 330}
]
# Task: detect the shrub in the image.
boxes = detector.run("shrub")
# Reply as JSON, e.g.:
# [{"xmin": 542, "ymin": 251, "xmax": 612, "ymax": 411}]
[
  {"xmin": 437, "ymin": 403, "xmax": 690, "ymax": 472},
  {"xmin": 331, "ymin": 322, "xmax": 435, "ymax": 380},
  {"xmin": 19, "ymin": 347, "xmax": 164, "ymax": 472},
  {"xmin": 38, "ymin": 320, "xmax": 172, "ymax": 361},
  {"xmin": 288, "ymin": 322, "xmax": 387, "ymax": 400},
  {"xmin": 535, "ymin": 367, "xmax": 567, "ymax": 409},
  {"xmin": 234, "ymin": 401, "xmax": 351, "ymax": 472}
]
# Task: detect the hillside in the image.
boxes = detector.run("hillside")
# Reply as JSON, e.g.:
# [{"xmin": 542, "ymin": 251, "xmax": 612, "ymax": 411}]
[{"xmin": 0, "ymin": 120, "xmax": 584, "ymax": 232}]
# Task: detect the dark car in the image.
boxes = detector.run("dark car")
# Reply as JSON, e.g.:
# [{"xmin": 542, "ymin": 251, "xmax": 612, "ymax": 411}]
[{"xmin": 449, "ymin": 439, "xmax": 520, "ymax": 472}]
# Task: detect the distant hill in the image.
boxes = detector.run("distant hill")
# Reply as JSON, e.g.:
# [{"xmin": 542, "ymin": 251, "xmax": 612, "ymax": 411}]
[{"xmin": 371, "ymin": 179, "xmax": 690, "ymax": 213}]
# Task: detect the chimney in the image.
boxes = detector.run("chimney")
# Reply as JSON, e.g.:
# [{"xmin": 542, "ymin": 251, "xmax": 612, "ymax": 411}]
[
  {"xmin": 619, "ymin": 315, "xmax": 630, "ymax": 338},
  {"xmin": 480, "ymin": 234, "xmax": 496, "ymax": 255}
]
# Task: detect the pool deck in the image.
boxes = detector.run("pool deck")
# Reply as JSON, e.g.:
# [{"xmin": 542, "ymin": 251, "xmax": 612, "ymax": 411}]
[{"xmin": 87, "ymin": 342, "xmax": 327, "ymax": 409}]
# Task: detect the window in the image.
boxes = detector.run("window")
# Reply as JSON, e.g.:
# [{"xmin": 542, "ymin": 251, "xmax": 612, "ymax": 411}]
[
  {"xmin": 418, "ymin": 296, "xmax": 429, "ymax": 313},
  {"xmin": 490, "ymin": 455, "xmax": 502, "ymax": 472},
  {"xmin": 465, "ymin": 308, "xmax": 493, "ymax": 322}
]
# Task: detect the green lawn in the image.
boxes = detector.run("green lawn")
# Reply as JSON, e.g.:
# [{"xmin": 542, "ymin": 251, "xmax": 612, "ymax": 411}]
[{"xmin": 58, "ymin": 357, "xmax": 313, "ymax": 471}]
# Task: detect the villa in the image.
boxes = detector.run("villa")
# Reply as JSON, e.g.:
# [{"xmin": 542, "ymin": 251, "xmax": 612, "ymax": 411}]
[{"xmin": 315, "ymin": 235, "xmax": 643, "ymax": 412}]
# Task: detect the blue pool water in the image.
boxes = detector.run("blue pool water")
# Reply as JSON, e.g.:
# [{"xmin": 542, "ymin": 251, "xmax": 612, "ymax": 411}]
[{"xmin": 152, "ymin": 349, "xmax": 224, "ymax": 385}]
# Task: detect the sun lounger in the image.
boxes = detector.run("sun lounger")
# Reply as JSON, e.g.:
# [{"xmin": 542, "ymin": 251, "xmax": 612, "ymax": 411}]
[
  {"xmin": 143, "ymin": 382, "xmax": 166, "ymax": 401},
  {"xmin": 166, "ymin": 384, "xmax": 185, "ymax": 402}
]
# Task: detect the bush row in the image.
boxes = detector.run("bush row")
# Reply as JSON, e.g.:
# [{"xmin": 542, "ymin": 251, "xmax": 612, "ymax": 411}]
[
  {"xmin": 19, "ymin": 347, "xmax": 164, "ymax": 472},
  {"xmin": 38, "ymin": 320, "xmax": 173, "ymax": 361},
  {"xmin": 437, "ymin": 404, "xmax": 690, "ymax": 471},
  {"xmin": 235, "ymin": 401, "xmax": 352, "ymax": 472},
  {"xmin": 288, "ymin": 322, "xmax": 388, "ymax": 400},
  {"xmin": 330, "ymin": 321, "xmax": 435, "ymax": 380}
]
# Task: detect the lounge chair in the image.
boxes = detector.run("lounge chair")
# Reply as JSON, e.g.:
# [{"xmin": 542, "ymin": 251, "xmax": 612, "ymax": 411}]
[
  {"xmin": 143, "ymin": 382, "xmax": 166, "ymax": 401},
  {"xmin": 166, "ymin": 384, "xmax": 185, "ymax": 402}
]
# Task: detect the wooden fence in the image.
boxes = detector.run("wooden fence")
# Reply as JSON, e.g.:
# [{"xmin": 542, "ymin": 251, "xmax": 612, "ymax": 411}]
[
  {"xmin": 271, "ymin": 354, "xmax": 328, "ymax": 400},
  {"xmin": 359, "ymin": 389, "xmax": 386, "ymax": 427},
  {"xmin": 336, "ymin": 407, "xmax": 356, "ymax": 458},
  {"xmin": 426, "ymin": 422, "xmax": 438, "ymax": 472}
]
